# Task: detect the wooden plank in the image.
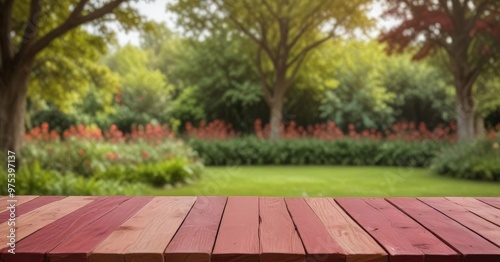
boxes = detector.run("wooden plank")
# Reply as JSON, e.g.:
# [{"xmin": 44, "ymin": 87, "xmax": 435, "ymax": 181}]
[
  {"xmin": 388, "ymin": 198, "xmax": 500, "ymax": 262},
  {"xmin": 47, "ymin": 196, "xmax": 153, "ymax": 262},
  {"xmin": 306, "ymin": 198, "xmax": 387, "ymax": 262},
  {"xmin": 165, "ymin": 197, "xmax": 227, "ymax": 262},
  {"xmin": 0, "ymin": 196, "xmax": 63, "ymax": 223},
  {"xmin": 447, "ymin": 197, "xmax": 500, "ymax": 226},
  {"xmin": 212, "ymin": 196, "xmax": 260, "ymax": 262},
  {"xmin": 285, "ymin": 198, "xmax": 345, "ymax": 262},
  {"xmin": 6, "ymin": 195, "xmax": 39, "ymax": 205},
  {"xmin": 90, "ymin": 196, "xmax": 196, "ymax": 262},
  {"xmin": 336, "ymin": 198, "xmax": 461, "ymax": 262},
  {"xmin": 1, "ymin": 197, "xmax": 131, "ymax": 262},
  {"xmin": 0, "ymin": 195, "xmax": 40, "ymax": 218},
  {"xmin": 0, "ymin": 196, "xmax": 95, "ymax": 243},
  {"xmin": 259, "ymin": 197, "xmax": 305, "ymax": 262},
  {"xmin": 476, "ymin": 198, "xmax": 500, "ymax": 209},
  {"xmin": 420, "ymin": 198, "xmax": 500, "ymax": 247}
]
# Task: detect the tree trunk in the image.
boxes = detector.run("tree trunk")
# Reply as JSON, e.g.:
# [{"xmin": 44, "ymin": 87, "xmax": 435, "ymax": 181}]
[
  {"xmin": 455, "ymin": 88, "xmax": 475, "ymax": 141},
  {"xmin": 0, "ymin": 70, "xmax": 30, "ymax": 154},
  {"xmin": 269, "ymin": 95, "xmax": 284, "ymax": 140},
  {"xmin": 475, "ymin": 115, "xmax": 486, "ymax": 137}
]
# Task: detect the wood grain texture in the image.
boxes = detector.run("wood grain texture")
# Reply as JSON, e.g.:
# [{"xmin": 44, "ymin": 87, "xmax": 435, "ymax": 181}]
[
  {"xmin": 285, "ymin": 198, "xmax": 345, "ymax": 262},
  {"xmin": 306, "ymin": 198, "xmax": 387, "ymax": 262},
  {"xmin": 259, "ymin": 197, "xmax": 305, "ymax": 262},
  {"xmin": 212, "ymin": 196, "xmax": 260, "ymax": 262},
  {"xmin": 0, "ymin": 195, "xmax": 38, "ymax": 207},
  {"xmin": 388, "ymin": 197, "xmax": 500, "ymax": 262},
  {"xmin": 2, "ymin": 197, "xmax": 131, "ymax": 262},
  {"xmin": 48, "ymin": 196, "xmax": 153, "ymax": 262},
  {"xmin": 476, "ymin": 197, "xmax": 500, "ymax": 209},
  {"xmin": 420, "ymin": 197, "xmax": 500, "ymax": 247},
  {"xmin": 447, "ymin": 197, "xmax": 500, "ymax": 226},
  {"xmin": 165, "ymin": 197, "xmax": 227, "ymax": 262},
  {"xmin": 336, "ymin": 198, "xmax": 461, "ymax": 262},
  {"xmin": 0, "ymin": 196, "xmax": 94, "ymax": 243},
  {"xmin": 0, "ymin": 196, "xmax": 61, "ymax": 223},
  {"xmin": 90, "ymin": 196, "xmax": 196, "ymax": 262}
]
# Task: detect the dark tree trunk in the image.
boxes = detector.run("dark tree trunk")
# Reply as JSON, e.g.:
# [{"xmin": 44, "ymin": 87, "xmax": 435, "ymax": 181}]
[
  {"xmin": 268, "ymin": 95, "xmax": 284, "ymax": 140},
  {"xmin": 0, "ymin": 67, "xmax": 31, "ymax": 154},
  {"xmin": 455, "ymin": 80, "xmax": 475, "ymax": 141}
]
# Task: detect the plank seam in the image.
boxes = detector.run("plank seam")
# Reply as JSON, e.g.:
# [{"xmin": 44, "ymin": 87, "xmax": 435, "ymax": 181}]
[
  {"xmin": 209, "ymin": 197, "xmax": 229, "ymax": 260},
  {"xmin": 385, "ymin": 198, "xmax": 464, "ymax": 257},
  {"xmin": 331, "ymin": 198, "xmax": 394, "ymax": 258},
  {"xmin": 417, "ymin": 198, "xmax": 500, "ymax": 248},
  {"xmin": 475, "ymin": 198, "xmax": 500, "ymax": 210},
  {"xmin": 446, "ymin": 197, "xmax": 500, "ymax": 227},
  {"xmin": 283, "ymin": 198, "xmax": 309, "ymax": 258}
]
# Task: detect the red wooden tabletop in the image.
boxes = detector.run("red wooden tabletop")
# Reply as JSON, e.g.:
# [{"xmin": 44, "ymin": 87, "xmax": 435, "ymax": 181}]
[{"xmin": 1, "ymin": 196, "xmax": 499, "ymax": 262}]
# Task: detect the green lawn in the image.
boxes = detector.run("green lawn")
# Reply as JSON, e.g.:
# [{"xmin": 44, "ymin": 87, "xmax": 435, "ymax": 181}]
[{"xmin": 149, "ymin": 166, "xmax": 500, "ymax": 197}]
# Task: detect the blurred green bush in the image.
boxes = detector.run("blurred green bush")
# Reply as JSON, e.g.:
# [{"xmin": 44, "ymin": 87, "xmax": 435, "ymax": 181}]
[
  {"xmin": 0, "ymin": 161, "xmax": 147, "ymax": 195},
  {"xmin": 188, "ymin": 137, "xmax": 443, "ymax": 167},
  {"xmin": 16, "ymin": 138, "xmax": 204, "ymax": 194},
  {"xmin": 431, "ymin": 135, "xmax": 500, "ymax": 181}
]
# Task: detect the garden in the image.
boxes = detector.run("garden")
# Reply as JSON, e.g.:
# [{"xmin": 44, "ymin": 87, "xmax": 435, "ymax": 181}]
[{"xmin": 1, "ymin": 1, "xmax": 500, "ymax": 197}]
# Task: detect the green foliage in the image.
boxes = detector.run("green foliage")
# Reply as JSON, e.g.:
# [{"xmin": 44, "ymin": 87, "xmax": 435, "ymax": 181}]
[
  {"xmin": 30, "ymin": 108, "xmax": 77, "ymax": 133},
  {"xmin": 474, "ymin": 68, "xmax": 500, "ymax": 119},
  {"xmin": 431, "ymin": 136, "xmax": 500, "ymax": 181},
  {"xmin": 105, "ymin": 45, "xmax": 174, "ymax": 130},
  {"xmin": 166, "ymin": 30, "xmax": 266, "ymax": 132},
  {"xmin": 0, "ymin": 162, "xmax": 146, "ymax": 196},
  {"xmin": 382, "ymin": 53, "xmax": 455, "ymax": 128},
  {"xmin": 319, "ymin": 41, "xmax": 395, "ymax": 130},
  {"xmin": 14, "ymin": 0, "xmax": 149, "ymax": 113},
  {"xmin": 96, "ymin": 159, "xmax": 201, "ymax": 187},
  {"xmin": 188, "ymin": 137, "xmax": 443, "ymax": 167},
  {"xmin": 21, "ymin": 138, "xmax": 204, "ymax": 180}
]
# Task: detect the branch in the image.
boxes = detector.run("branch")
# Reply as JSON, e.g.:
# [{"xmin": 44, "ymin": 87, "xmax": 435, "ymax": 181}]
[
  {"xmin": 257, "ymin": 45, "xmax": 273, "ymax": 106},
  {"xmin": 287, "ymin": 1, "xmax": 362, "ymax": 67},
  {"xmin": 18, "ymin": 0, "xmax": 42, "ymax": 58},
  {"xmin": 287, "ymin": 33, "xmax": 332, "ymax": 67},
  {"xmin": 0, "ymin": 0, "xmax": 15, "ymax": 71},
  {"xmin": 68, "ymin": 0, "xmax": 90, "ymax": 20},
  {"xmin": 17, "ymin": 0, "xmax": 126, "ymax": 64},
  {"xmin": 287, "ymin": 1, "xmax": 326, "ymax": 49},
  {"xmin": 288, "ymin": 51, "xmax": 307, "ymax": 82}
]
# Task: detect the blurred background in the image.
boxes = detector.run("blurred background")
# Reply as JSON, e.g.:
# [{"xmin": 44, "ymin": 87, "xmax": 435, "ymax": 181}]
[{"xmin": 0, "ymin": 0, "xmax": 499, "ymax": 196}]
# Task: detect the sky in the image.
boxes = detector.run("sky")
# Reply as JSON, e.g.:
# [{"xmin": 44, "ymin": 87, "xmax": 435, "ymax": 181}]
[{"xmin": 116, "ymin": 0, "xmax": 399, "ymax": 46}]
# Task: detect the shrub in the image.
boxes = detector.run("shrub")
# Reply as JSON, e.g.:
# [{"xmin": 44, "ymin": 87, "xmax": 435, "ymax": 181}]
[
  {"xmin": 21, "ymin": 136, "xmax": 203, "ymax": 179},
  {"xmin": 0, "ymin": 162, "xmax": 146, "ymax": 195},
  {"xmin": 188, "ymin": 137, "xmax": 444, "ymax": 167},
  {"xmin": 95, "ymin": 159, "xmax": 202, "ymax": 187},
  {"xmin": 431, "ymin": 135, "xmax": 500, "ymax": 181}
]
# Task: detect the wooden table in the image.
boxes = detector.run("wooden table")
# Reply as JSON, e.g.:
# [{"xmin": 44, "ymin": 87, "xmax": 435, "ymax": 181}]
[{"xmin": 1, "ymin": 196, "xmax": 499, "ymax": 262}]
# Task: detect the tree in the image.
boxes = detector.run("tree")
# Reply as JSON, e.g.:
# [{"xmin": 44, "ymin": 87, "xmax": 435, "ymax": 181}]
[
  {"xmin": 105, "ymin": 45, "xmax": 173, "ymax": 131},
  {"xmin": 380, "ymin": 0, "xmax": 500, "ymax": 141},
  {"xmin": 167, "ymin": 30, "xmax": 265, "ymax": 132},
  {"xmin": 169, "ymin": 0, "xmax": 372, "ymax": 139},
  {"xmin": 319, "ymin": 41, "xmax": 395, "ymax": 130},
  {"xmin": 0, "ymin": 0, "xmax": 147, "ymax": 153}
]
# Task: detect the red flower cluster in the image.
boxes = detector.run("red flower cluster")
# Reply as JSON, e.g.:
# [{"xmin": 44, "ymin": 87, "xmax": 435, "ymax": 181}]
[
  {"xmin": 62, "ymin": 125, "xmax": 104, "ymax": 141},
  {"xmin": 128, "ymin": 124, "xmax": 175, "ymax": 143},
  {"xmin": 24, "ymin": 122, "xmax": 60, "ymax": 142},
  {"xmin": 185, "ymin": 120, "xmax": 238, "ymax": 140},
  {"xmin": 103, "ymin": 124, "xmax": 124, "ymax": 143},
  {"xmin": 24, "ymin": 120, "xmax": 500, "ymax": 143},
  {"xmin": 254, "ymin": 119, "xmax": 462, "ymax": 142}
]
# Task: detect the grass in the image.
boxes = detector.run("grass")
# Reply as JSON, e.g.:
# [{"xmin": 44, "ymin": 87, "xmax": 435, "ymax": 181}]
[{"xmin": 149, "ymin": 166, "xmax": 500, "ymax": 197}]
